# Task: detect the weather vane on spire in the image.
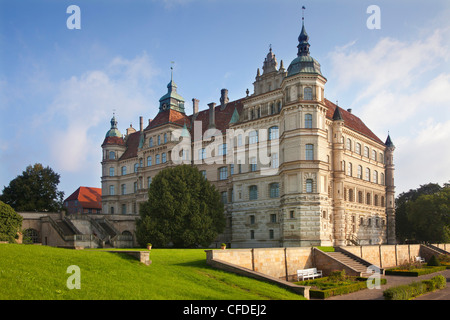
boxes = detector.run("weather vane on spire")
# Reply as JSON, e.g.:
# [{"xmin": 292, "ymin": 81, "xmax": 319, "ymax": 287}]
[
  {"xmin": 170, "ymin": 61, "xmax": 174, "ymax": 80},
  {"xmin": 302, "ymin": 5, "xmax": 306, "ymax": 23}
]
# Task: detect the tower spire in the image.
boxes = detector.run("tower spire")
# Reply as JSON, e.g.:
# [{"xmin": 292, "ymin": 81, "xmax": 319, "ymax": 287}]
[{"xmin": 297, "ymin": 5, "xmax": 310, "ymax": 57}]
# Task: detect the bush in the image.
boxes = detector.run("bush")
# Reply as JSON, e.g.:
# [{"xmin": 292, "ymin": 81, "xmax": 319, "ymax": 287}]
[
  {"xmin": 427, "ymin": 255, "xmax": 441, "ymax": 266},
  {"xmin": 383, "ymin": 275, "xmax": 446, "ymax": 300},
  {"xmin": 0, "ymin": 201, "xmax": 23, "ymax": 243},
  {"xmin": 385, "ymin": 266, "xmax": 446, "ymax": 276}
]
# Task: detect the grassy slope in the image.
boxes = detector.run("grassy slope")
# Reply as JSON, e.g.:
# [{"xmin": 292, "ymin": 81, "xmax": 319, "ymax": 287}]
[{"xmin": 0, "ymin": 244, "xmax": 306, "ymax": 300}]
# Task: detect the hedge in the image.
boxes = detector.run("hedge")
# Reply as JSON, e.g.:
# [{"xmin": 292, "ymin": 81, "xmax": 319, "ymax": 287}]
[
  {"xmin": 309, "ymin": 277, "xmax": 387, "ymax": 299},
  {"xmin": 385, "ymin": 266, "xmax": 446, "ymax": 277},
  {"xmin": 383, "ymin": 275, "xmax": 446, "ymax": 300}
]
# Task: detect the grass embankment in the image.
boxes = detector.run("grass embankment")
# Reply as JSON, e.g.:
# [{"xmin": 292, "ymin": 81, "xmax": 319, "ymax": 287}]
[{"xmin": 0, "ymin": 244, "xmax": 306, "ymax": 300}]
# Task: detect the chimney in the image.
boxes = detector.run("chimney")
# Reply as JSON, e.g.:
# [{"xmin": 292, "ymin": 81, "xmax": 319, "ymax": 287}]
[
  {"xmin": 192, "ymin": 98, "xmax": 199, "ymax": 115},
  {"xmin": 220, "ymin": 89, "xmax": 229, "ymax": 110},
  {"xmin": 347, "ymin": 108, "xmax": 352, "ymax": 114},
  {"xmin": 208, "ymin": 102, "xmax": 216, "ymax": 128},
  {"xmin": 140, "ymin": 116, "xmax": 143, "ymax": 132}
]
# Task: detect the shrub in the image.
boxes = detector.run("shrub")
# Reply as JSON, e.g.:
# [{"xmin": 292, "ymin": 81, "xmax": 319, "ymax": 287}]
[
  {"xmin": 383, "ymin": 275, "xmax": 446, "ymax": 300},
  {"xmin": 328, "ymin": 270, "xmax": 347, "ymax": 282},
  {"xmin": 427, "ymin": 255, "xmax": 441, "ymax": 266},
  {"xmin": 0, "ymin": 201, "xmax": 23, "ymax": 243}
]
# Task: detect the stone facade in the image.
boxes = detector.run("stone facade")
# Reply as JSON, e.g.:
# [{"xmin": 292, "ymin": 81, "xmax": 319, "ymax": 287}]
[{"xmin": 100, "ymin": 17, "xmax": 395, "ymax": 248}]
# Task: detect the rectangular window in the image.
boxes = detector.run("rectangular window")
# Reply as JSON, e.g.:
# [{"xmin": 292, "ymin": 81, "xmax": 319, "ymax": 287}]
[
  {"xmin": 121, "ymin": 184, "xmax": 126, "ymax": 195},
  {"xmin": 271, "ymin": 153, "xmax": 279, "ymax": 169},
  {"xmin": 218, "ymin": 143, "xmax": 227, "ymax": 156},
  {"xmin": 122, "ymin": 204, "xmax": 126, "ymax": 215},
  {"xmin": 109, "ymin": 185, "xmax": 115, "ymax": 196},
  {"xmin": 148, "ymin": 176, "xmax": 152, "ymax": 188},
  {"xmin": 162, "ymin": 152, "xmax": 167, "ymax": 163},
  {"xmin": 249, "ymin": 185, "xmax": 258, "ymax": 200},
  {"xmin": 269, "ymin": 229, "xmax": 274, "ymax": 239},
  {"xmin": 221, "ymin": 191, "xmax": 228, "ymax": 204},
  {"xmin": 219, "ymin": 167, "xmax": 228, "ymax": 180},
  {"xmin": 121, "ymin": 166, "xmax": 127, "ymax": 175},
  {"xmin": 250, "ymin": 157, "xmax": 257, "ymax": 172},
  {"xmin": 306, "ymin": 179, "xmax": 313, "ymax": 193},
  {"xmin": 250, "ymin": 215, "xmax": 255, "ymax": 224},
  {"xmin": 250, "ymin": 230, "xmax": 255, "ymax": 239},
  {"xmin": 200, "ymin": 170, "xmax": 207, "ymax": 179},
  {"xmin": 305, "ymin": 114, "xmax": 313, "ymax": 128},
  {"xmin": 269, "ymin": 183, "xmax": 279, "ymax": 198},
  {"xmin": 249, "ymin": 131, "xmax": 258, "ymax": 144},
  {"xmin": 156, "ymin": 154, "xmax": 160, "ymax": 164},
  {"xmin": 305, "ymin": 144, "xmax": 314, "ymax": 160},
  {"xmin": 270, "ymin": 214, "xmax": 277, "ymax": 223},
  {"xmin": 147, "ymin": 156, "xmax": 152, "ymax": 167}
]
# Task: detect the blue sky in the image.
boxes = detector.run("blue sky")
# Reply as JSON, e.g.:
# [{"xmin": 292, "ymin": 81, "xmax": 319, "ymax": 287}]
[{"xmin": 1, "ymin": 0, "xmax": 450, "ymax": 199}]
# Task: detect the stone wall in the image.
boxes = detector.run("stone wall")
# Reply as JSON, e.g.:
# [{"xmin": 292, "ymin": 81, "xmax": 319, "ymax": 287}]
[
  {"xmin": 339, "ymin": 244, "xmax": 446, "ymax": 268},
  {"xmin": 207, "ymin": 247, "xmax": 313, "ymax": 281}
]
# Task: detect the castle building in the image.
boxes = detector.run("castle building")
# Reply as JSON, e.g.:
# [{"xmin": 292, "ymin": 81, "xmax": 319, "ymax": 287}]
[{"xmin": 101, "ymin": 17, "xmax": 396, "ymax": 248}]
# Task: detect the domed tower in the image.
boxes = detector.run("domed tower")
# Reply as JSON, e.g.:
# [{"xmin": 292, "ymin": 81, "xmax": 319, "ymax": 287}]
[
  {"xmin": 101, "ymin": 114, "xmax": 125, "ymax": 214},
  {"xmin": 385, "ymin": 134, "xmax": 396, "ymax": 244}
]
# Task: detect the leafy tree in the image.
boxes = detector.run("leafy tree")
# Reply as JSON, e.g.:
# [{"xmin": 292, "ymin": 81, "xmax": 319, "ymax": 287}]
[
  {"xmin": 406, "ymin": 187, "xmax": 450, "ymax": 243},
  {"xmin": 0, "ymin": 163, "xmax": 65, "ymax": 212},
  {"xmin": 136, "ymin": 165, "xmax": 225, "ymax": 248},
  {"xmin": 395, "ymin": 183, "xmax": 442, "ymax": 242},
  {"xmin": 0, "ymin": 201, "xmax": 23, "ymax": 242}
]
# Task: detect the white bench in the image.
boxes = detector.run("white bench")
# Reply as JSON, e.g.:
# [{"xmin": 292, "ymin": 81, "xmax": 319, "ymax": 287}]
[
  {"xmin": 297, "ymin": 268, "xmax": 323, "ymax": 281},
  {"xmin": 415, "ymin": 256, "xmax": 425, "ymax": 263}
]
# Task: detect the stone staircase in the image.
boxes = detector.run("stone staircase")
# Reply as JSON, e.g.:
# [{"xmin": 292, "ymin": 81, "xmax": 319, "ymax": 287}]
[{"xmin": 326, "ymin": 251, "xmax": 377, "ymax": 277}]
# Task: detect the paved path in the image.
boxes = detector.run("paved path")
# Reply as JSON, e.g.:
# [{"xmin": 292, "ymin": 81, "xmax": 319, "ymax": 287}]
[{"xmin": 323, "ymin": 269, "xmax": 450, "ymax": 300}]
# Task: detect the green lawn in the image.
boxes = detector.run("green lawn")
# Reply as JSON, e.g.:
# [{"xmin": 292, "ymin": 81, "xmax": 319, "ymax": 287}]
[{"xmin": 0, "ymin": 244, "xmax": 306, "ymax": 300}]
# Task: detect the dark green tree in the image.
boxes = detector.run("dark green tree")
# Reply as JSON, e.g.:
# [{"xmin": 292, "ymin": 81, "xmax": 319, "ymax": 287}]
[
  {"xmin": 395, "ymin": 183, "xmax": 442, "ymax": 242},
  {"xmin": 136, "ymin": 165, "xmax": 225, "ymax": 248},
  {"xmin": 0, "ymin": 163, "xmax": 65, "ymax": 212},
  {"xmin": 406, "ymin": 187, "xmax": 450, "ymax": 243},
  {"xmin": 0, "ymin": 201, "xmax": 23, "ymax": 242}
]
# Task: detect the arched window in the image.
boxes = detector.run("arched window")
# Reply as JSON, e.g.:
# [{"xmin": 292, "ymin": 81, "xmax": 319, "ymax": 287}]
[
  {"xmin": 304, "ymin": 87, "xmax": 313, "ymax": 100},
  {"xmin": 134, "ymin": 163, "xmax": 139, "ymax": 173},
  {"xmin": 347, "ymin": 162, "xmax": 353, "ymax": 176},
  {"xmin": 349, "ymin": 189, "xmax": 354, "ymax": 202},
  {"xmin": 305, "ymin": 114, "xmax": 313, "ymax": 128},
  {"xmin": 122, "ymin": 231, "xmax": 132, "ymax": 236},
  {"xmin": 346, "ymin": 138, "xmax": 352, "ymax": 151},
  {"xmin": 364, "ymin": 146, "xmax": 369, "ymax": 158},
  {"xmin": 365, "ymin": 168, "xmax": 371, "ymax": 181},
  {"xmin": 373, "ymin": 170, "xmax": 378, "ymax": 184},
  {"xmin": 269, "ymin": 183, "xmax": 279, "ymax": 198},
  {"xmin": 157, "ymin": 135, "xmax": 161, "ymax": 145},
  {"xmin": 268, "ymin": 126, "xmax": 279, "ymax": 141},
  {"xmin": 357, "ymin": 165, "xmax": 362, "ymax": 179},
  {"xmin": 356, "ymin": 143, "xmax": 361, "ymax": 155},
  {"xmin": 358, "ymin": 191, "xmax": 363, "ymax": 203},
  {"xmin": 366, "ymin": 193, "xmax": 371, "ymax": 205},
  {"xmin": 374, "ymin": 195, "xmax": 379, "ymax": 206}
]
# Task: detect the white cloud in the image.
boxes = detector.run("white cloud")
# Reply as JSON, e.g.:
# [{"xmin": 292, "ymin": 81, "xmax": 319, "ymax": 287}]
[
  {"xmin": 329, "ymin": 28, "xmax": 450, "ymax": 193},
  {"xmin": 40, "ymin": 53, "xmax": 159, "ymax": 173}
]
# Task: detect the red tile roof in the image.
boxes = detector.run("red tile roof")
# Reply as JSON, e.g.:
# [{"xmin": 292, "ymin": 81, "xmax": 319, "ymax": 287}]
[
  {"xmin": 101, "ymin": 136, "xmax": 125, "ymax": 147},
  {"xmin": 119, "ymin": 131, "xmax": 142, "ymax": 160},
  {"xmin": 191, "ymin": 99, "xmax": 244, "ymax": 136},
  {"xmin": 145, "ymin": 109, "xmax": 191, "ymax": 130},
  {"xmin": 115, "ymin": 97, "xmax": 383, "ymax": 160},
  {"xmin": 324, "ymin": 99, "xmax": 384, "ymax": 145},
  {"xmin": 65, "ymin": 187, "xmax": 102, "ymax": 209}
]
